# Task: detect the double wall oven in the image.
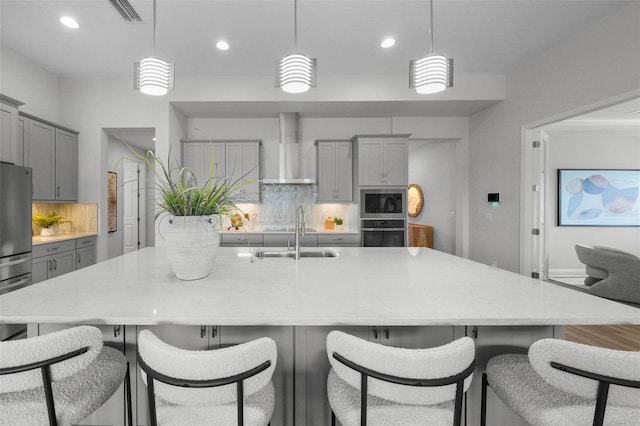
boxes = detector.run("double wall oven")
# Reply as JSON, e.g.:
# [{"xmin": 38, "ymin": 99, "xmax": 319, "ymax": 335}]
[{"xmin": 359, "ymin": 188, "xmax": 407, "ymax": 247}]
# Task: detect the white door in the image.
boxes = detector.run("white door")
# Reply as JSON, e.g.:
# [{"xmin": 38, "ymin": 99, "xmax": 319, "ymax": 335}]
[{"xmin": 123, "ymin": 160, "xmax": 146, "ymax": 254}]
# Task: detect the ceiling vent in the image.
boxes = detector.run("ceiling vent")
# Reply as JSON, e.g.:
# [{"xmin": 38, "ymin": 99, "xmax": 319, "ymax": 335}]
[{"xmin": 108, "ymin": 0, "xmax": 143, "ymax": 22}]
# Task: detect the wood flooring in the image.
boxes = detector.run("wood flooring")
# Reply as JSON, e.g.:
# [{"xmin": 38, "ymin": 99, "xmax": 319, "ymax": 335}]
[{"xmin": 565, "ymin": 325, "xmax": 640, "ymax": 351}]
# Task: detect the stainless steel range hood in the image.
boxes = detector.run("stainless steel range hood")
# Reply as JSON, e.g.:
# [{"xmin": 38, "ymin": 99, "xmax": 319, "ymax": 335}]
[{"xmin": 262, "ymin": 112, "xmax": 316, "ymax": 184}]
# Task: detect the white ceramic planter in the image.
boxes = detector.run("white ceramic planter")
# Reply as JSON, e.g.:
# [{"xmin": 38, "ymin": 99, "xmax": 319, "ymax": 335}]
[
  {"xmin": 164, "ymin": 216, "xmax": 219, "ymax": 280},
  {"xmin": 40, "ymin": 228, "xmax": 55, "ymax": 237}
]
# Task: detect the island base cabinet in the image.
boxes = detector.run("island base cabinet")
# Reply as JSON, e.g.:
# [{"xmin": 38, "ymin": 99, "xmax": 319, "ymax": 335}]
[
  {"xmin": 35, "ymin": 324, "xmax": 130, "ymax": 426},
  {"xmin": 295, "ymin": 326, "xmax": 460, "ymax": 426},
  {"xmin": 466, "ymin": 325, "xmax": 565, "ymax": 426}
]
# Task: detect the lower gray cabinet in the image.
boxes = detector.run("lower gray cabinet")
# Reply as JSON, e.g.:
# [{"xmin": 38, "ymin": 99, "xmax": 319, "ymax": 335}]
[
  {"xmin": 76, "ymin": 236, "xmax": 97, "ymax": 269},
  {"xmin": 32, "ymin": 240, "xmax": 76, "ymax": 284},
  {"xmin": 263, "ymin": 233, "xmax": 317, "ymax": 247},
  {"xmin": 220, "ymin": 233, "xmax": 263, "ymax": 247},
  {"xmin": 317, "ymin": 233, "xmax": 359, "ymax": 247}
]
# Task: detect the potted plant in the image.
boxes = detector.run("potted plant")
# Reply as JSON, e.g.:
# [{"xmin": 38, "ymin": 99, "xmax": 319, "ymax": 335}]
[
  {"xmin": 32, "ymin": 211, "xmax": 68, "ymax": 236},
  {"xmin": 333, "ymin": 217, "xmax": 344, "ymax": 231},
  {"xmin": 122, "ymin": 144, "xmax": 250, "ymax": 280}
]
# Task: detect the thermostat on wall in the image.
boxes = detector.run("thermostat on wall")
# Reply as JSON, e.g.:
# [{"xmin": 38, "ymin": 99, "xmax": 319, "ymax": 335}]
[{"xmin": 488, "ymin": 193, "xmax": 500, "ymax": 206}]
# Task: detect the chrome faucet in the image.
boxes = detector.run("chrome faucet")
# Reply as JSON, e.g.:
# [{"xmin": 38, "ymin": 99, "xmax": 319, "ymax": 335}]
[{"xmin": 294, "ymin": 204, "xmax": 305, "ymax": 260}]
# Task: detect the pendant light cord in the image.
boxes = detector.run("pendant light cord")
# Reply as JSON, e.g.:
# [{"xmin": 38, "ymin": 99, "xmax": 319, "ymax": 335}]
[
  {"xmin": 429, "ymin": 0, "xmax": 434, "ymax": 54},
  {"xmin": 293, "ymin": 0, "xmax": 298, "ymax": 52},
  {"xmin": 152, "ymin": 0, "xmax": 157, "ymax": 55}
]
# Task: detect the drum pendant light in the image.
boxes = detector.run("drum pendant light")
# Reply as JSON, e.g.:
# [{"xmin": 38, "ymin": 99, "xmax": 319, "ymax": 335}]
[
  {"xmin": 409, "ymin": 0, "xmax": 453, "ymax": 94},
  {"xmin": 134, "ymin": 0, "xmax": 174, "ymax": 96},
  {"xmin": 276, "ymin": 0, "xmax": 316, "ymax": 93}
]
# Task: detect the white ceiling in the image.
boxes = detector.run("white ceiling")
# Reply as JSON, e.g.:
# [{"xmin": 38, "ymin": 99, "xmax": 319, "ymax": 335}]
[
  {"xmin": 2, "ymin": 0, "xmax": 636, "ymax": 147},
  {"xmin": 1, "ymin": 0, "xmax": 629, "ymax": 79}
]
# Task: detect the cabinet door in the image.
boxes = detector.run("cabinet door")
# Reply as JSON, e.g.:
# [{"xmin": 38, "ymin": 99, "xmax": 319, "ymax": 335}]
[
  {"xmin": 242, "ymin": 142, "xmax": 260, "ymax": 202},
  {"xmin": 219, "ymin": 326, "xmax": 295, "ymax": 426},
  {"xmin": 16, "ymin": 116, "xmax": 25, "ymax": 166},
  {"xmin": 382, "ymin": 139, "xmax": 408, "ymax": 186},
  {"xmin": 334, "ymin": 142, "xmax": 353, "ymax": 201},
  {"xmin": 76, "ymin": 245, "xmax": 96, "ymax": 269},
  {"xmin": 316, "ymin": 142, "xmax": 337, "ymax": 202},
  {"xmin": 26, "ymin": 119, "xmax": 56, "ymax": 200},
  {"xmin": 0, "ymin": 101, "xmax": 18, "ymax": 164},
  {"xmin": 51, "ymin": 250, "xmax": 76, "ymax": 278},
  {"xmin": 357, "ymin": 140, "xmax": 384, "ymax": 185},
  {"xmin": 55, "ymin": 129, "xmax": 77, "ymax": 201},
  {"xmin": 32, "ymin": 256, "xmax": 51, "ymax": 284},
  {"xmin": 182, "ymin": 142, "xmax": 226, "ymax": 186},
  {"xmin": 263, "ymin": 234, "xmax": 317, "ymax": 247}
]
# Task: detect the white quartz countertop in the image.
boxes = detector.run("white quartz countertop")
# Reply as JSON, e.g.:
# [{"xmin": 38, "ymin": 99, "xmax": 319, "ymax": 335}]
[
  {"xmin": 1, "ymin": 247, "xmax": 638, "ymax": 326},
  {"xmin": 32, "ymin": 232, "xmax": 98, "ymax": 246}
]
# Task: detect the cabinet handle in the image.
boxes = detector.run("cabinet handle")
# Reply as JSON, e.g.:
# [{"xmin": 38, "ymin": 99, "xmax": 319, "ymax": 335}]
[
  {"xmin": 238, "ymin": 237, "xmax": 248, "ymax": 242},
  {"xmin": 48, "ymin": 259, "xmax": 52, "ymax": 272},
  {"xmin": 77, "ymin": 253, "xmax": 81, "ymax": 264},
  {"xmin": 384, "ymin": 327, "xmax": 390, "ymax": 339},
  {"xmin": 211, "ymin": 326, "xmax": 218, "ymax": 339},
  {"xmin": 47, "ymin": 247, "xmax": 59, "ymax": 252},
  {"xmin": 373, "ymin": 327, "xmax": 378, "ymax": 340},
  {"xmin": 113, "ymin": 325, "xmax": 121, "ymax": 338},
  {"xmin": 52, "ymin": 258, "xmax": 57, "ymax": 270},
  {"xmin": 200, "ymin": 325, "xmax": 206, "ymax": 338}
]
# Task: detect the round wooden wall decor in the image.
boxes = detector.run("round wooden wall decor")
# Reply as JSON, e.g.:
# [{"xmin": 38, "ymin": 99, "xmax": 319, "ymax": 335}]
[{"xmin": 408, "ymin": 183, "xmax": 424, "ymax": 217}]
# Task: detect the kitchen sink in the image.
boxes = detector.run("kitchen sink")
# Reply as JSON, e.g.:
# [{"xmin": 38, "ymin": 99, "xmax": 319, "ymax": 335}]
[{"xmin": 254, "ymin": 249, "xmax": 337, "ymax": 259}]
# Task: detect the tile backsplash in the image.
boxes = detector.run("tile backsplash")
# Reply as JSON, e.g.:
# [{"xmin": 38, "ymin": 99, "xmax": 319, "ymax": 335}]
[
  {"xmin": 232, "ymin": 184, "xmax": 357, "ymax": 231},
  {"xmin": 32, "ymin": 203, "xmax": 98, "ymax": 235}
]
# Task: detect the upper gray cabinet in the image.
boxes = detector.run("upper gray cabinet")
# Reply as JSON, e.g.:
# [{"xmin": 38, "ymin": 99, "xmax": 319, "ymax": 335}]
[
  {"xmin": 315, "ymin": 139, "xmax": 353, "ymax": 202},
  {"xmin": 0, "ymin": 95, "xmax": 24, "ymax": 165},
  {"xmin": 353, "ymin": 135, "xmax": 409, "ymax": 186},
  {"xmin": 181, "ymin": 140, "xmax": 226, "ymax": 186},
  {"xmin": 181, "ymin": 139, "xmax": 261, "ymax": 203},
  {"xmin": 22, "ymin": 113, "xmax": 78, "ymax": 201}
]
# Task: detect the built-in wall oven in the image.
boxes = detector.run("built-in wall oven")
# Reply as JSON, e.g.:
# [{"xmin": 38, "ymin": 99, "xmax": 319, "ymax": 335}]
[
  {"xmin": 360, "ymin": 219, "xmax": 406, "ymax": 247},
  {"xmin": 359, "ymin": 188, "xmax": 407, "ymax": 247}
]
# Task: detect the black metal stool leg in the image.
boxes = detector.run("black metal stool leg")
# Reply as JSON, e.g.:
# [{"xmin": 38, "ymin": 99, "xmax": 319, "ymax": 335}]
[
  {"xmin": 125, "ymin": 362, "xmax": 132, "ymax": 426},
  {"xmin": 331, "ymin": 410, "xmax": 336, "ymax": 426},
  {"xmin": 481, "ymin": 373, "xmax": 488, "ymax": 426}
]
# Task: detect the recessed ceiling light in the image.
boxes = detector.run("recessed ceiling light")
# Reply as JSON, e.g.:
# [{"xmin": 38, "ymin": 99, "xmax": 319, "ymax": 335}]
[
  {"xmin": 60, "ymin": 16, "xmax": 79, "ymax": 29},
  {"xmin": 381, "ymin": 38, "xmax": 395, "ymax": 48},
  {"xmin": 216, "ymin": 40, "xmax": 230, "ymax": 51}
]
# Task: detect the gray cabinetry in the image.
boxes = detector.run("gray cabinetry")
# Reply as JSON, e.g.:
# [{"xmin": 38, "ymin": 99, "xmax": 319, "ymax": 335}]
[
  {"xmin": 263, "ymin": 233, "xmax": 318, "ymax": 247},
  {"xmin": 76, "ymin": 236, "xmax": 97, "ymax": 269},
  {"xmin": 22, "ymin": 113, "xmax": 78, "ymax": 201},
  {"xmin": 225, "ymin": 141, "xmax": 260, "ymax": 202},
  {"xmin": 181, "ymin": 139, "xmax": 260, "ymax": 202},
  {"xmin": 32, "ymin": 240, "xmax": 76, "ymax": 283},
  {"xmin": 317, "ymin": 233, "xmax": 359, "ymax": 247},
  {"xmin": 354, "ymin": 135, "xmax": 409, "ymax": 186},
  {"xmin": 181, "ymin": 140, "xmax": 226, "ymax": 185},
  {"xmin": 220, "ymin": 233, "xmax": 263, "ymax": 247},
  {"xmin": 315, "ymin": 140, "xmax": 353, "ymax": 202},
  {"xmin": 0, "ymin": 95, "xmax": 24, "ymax": 165}
]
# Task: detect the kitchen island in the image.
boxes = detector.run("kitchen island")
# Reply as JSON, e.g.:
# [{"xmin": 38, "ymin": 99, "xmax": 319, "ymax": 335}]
[{"xmin": 1, "ymin": 247, "xmax": 638, "ymax": 426}]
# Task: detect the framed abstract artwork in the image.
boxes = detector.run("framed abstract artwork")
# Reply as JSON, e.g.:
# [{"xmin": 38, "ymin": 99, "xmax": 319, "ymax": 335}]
[
  {"xmin": 557, "ymin": 169, "xmax": 640, "ymax": 226},
  {"xmin": 108, "ymin": 171, "xmax": 117, "ymax": 232}
]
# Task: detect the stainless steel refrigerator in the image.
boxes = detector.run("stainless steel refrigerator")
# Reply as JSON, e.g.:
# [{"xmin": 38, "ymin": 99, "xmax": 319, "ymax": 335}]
[{"xmin": 0, "ymin": 162, "xmax": 33, "ymax": 340}]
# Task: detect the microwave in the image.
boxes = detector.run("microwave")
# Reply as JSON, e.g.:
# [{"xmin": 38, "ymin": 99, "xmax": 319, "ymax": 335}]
[{"xmin": 359, "ymin": 188, "xmax": 407, "ymax": 219}]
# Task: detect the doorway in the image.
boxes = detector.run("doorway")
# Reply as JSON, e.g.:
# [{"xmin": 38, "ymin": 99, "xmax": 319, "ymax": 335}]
[{"xmin": 105, "ymin": 128, "xmax": 156, "ymax": 259}]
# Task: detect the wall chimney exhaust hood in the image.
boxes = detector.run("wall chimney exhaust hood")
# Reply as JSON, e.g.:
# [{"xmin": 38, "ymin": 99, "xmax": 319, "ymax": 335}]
[{"xmin": 262, "ymin": 112, "xmax": 316, "ymax": 184}]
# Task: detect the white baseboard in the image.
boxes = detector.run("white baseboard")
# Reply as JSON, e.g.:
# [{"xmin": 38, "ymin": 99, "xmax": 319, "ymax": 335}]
[{"xmin": 548, "ymin": 269, "xmax": 586, "ymax": 278}]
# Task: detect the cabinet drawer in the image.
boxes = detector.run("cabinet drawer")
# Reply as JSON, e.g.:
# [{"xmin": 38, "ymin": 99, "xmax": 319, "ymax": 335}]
[
  {"xmin": 263, "ymin": 234, "xmax": 317, "ymax": 247},
  {"xmin": 75, "ymin": 236, "xmax": 97, "ymax": 248},
  {"xmin": 221, "ymin": 233, "xmax": 263, "ymax": 245},
  {"xmin": 32, "ymin": 240, "xmax": 76, "ymax": 258},
  {"xmin": 317, "ymin": 234, "xmax": 359, "ymax": 246}
]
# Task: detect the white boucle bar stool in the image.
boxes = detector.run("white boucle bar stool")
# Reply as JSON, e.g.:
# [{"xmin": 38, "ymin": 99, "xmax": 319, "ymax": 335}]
[
  {"xmin": 137, "ymin": 329, "xmax": 277, "ymax": 426},
  {"xmin": 326, "ymin": 331, "xmax": 475, "ymax": 426},
  {"xmin": 0, "ymin": 325, "xmax": 131, "ymax": 426},
  {"xmin": 481, "ymin": 338, "xmax": 640, "ymax": 426}
]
